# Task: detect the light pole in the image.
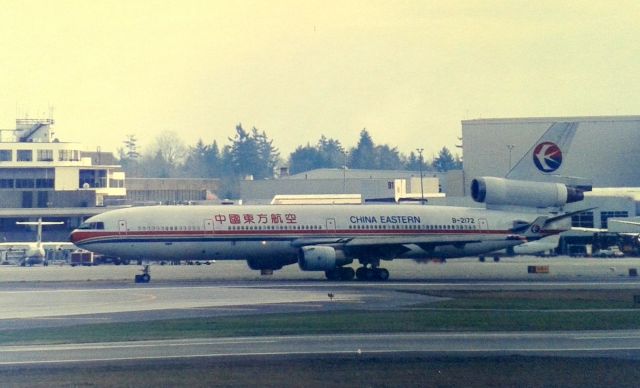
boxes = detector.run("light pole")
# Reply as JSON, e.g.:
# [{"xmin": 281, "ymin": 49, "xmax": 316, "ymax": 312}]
[
  {"xmin": 507, "ymin": 144, "xmax": 515, "ymax": 170},
  {"xmin": 416, "ymin": 148, "xmax": 424, "ymax": 205},
  {"xmin": 342, "ymin": 151, "xmax": 348, "ymax": 193}
]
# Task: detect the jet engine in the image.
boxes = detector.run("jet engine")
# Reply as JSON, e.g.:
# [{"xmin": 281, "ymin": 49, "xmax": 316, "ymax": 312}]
[
  {"xmin": 298, "ymin": 246, "xmax": 351, "ymax": 271},
  {"xmin": 471, "ymin": 177, "xmax": 584, "ymax": 208}
]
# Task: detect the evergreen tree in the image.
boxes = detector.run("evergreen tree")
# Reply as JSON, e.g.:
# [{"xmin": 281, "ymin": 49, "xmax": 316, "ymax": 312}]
[
  {"xmin": 317, "ymin": 136, "xmax": 344, "ymax": 168},
  {"xmin": 405, "ymin": 151, "xmax": 420, "ymax": 171},
  {"xmin": 349, "ymin": 129, "xmax": 376, "ymax": 169},
  {"xmin": 374, "ymin": 144, "xmax": 403, "ymax": 170},
  {"xmin": 432, "ymin": 146, "xmax": 459, "ymax": 172},
  {"xmin": 228, "ymin": 124, "xmax": 279, "ymax": 179},
  {"xmin": 118, "ymin": 134, "xmax": 141, "ymax": 177},
  {"xmin": 289, "ymin": 144, "xmax": 324, "ymax": 174},
  {"xmin": 182, "ymin": 139, "xmax": 209, "ymax": 178}
]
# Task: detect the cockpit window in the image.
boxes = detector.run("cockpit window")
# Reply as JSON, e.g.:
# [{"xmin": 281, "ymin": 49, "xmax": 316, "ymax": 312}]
[{"xmin": 77, "ymin": 221, "xmax": 104, "ymax": 230}]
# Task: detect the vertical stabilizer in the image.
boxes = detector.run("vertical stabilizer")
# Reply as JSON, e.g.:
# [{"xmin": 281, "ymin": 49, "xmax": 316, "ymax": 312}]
[
  {"xmin": 16, "ymin": 218, "xmax": 64, "ymax": 247},
  {"xmin": 36, "ymin": 218, "xmax": 43, "ymax": 246},
  {"xmin": 506, "ymin": 122, "xmax": 578, "ymax": 182}
]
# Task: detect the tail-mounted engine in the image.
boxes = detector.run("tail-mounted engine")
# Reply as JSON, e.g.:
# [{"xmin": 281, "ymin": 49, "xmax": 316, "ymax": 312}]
[
  {"xmin": 471, "ymin": 177, "xmax": 584, "ymax": 208},
  {"xmin": 298, "ymin": 246, "xmax": 351, "ymax": 271}
]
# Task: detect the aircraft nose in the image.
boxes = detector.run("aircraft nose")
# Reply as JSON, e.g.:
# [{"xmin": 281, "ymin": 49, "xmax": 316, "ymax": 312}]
[{"xmin": 69, "ymin": 230, "xmax": 81, "ymax": 244}]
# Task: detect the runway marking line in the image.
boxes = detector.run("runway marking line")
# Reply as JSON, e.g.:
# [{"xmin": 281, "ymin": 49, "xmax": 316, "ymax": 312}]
[{"xmin": 3, "ymin": 347, "xmax": 640, "ymax": 366}]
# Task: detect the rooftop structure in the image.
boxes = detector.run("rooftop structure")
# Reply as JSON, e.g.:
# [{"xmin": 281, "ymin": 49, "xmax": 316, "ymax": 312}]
[{"xmin": 0, "ymin": 117, "xmax": 125, "ymax": 208}]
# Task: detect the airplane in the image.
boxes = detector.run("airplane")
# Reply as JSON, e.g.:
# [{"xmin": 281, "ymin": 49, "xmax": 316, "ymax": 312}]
[
  {"xmin": 0, "ymin": 218, "xmax": 77, "ymax": 266},
  {"xmin": 69, "ymin": 121, "xmax": 589, "ymax": 282},
  {"xmin": 70, "ymin": 181, "xmax": 587, "ymax": 282}
]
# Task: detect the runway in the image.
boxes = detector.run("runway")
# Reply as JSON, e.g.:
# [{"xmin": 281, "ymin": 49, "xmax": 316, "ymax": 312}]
[
  {"xmin": 3, "ymin": 255, "xmax": 640, "ymax": 282},
  {"xmin": 1, "ymin": 257, "xmax": 640, "ymax": 371},
  {"xmin": 3, "ymin": 331, "xmax": 640, "ymax": 365}
]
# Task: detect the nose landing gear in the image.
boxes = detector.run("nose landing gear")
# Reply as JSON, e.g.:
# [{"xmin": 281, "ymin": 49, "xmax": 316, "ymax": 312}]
[{"xmin": 134, "ymin": 265, "xmax": 151, "ymax": 283}]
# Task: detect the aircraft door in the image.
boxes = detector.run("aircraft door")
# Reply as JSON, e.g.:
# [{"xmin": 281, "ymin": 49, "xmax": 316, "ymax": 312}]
[
  {"xmin": 118, "ymin": 220, "xmax": 127, "ymax": 235},
  {"xmin": 326, "ymin": 218, "xmax": 336, "ymax": 233},
  {"xmin": 478, "ymin": 218, "xmax": 488, "ymax": 230},
  {"xmin": 203, "ymin": 219, "xmax": 214, "ymax": 233}
]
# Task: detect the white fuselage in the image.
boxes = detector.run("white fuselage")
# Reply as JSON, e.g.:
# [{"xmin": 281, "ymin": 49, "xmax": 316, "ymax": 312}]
[{"xmin": 70, "ymin": 204, "xmax": 562, "ymax": 265}]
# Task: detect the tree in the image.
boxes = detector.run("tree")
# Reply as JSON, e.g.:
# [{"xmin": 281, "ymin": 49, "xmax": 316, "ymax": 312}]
[
  {"xmin": 289, "ymin": 144, "xmax": 324, "ymax": 174},
  {"xmin": 316, "ymin": 136, "xmax": 345, "ymax": 168},
  {"xmin": 254, "ymin": 127, "xmax": 280, "ymax": 179},
  {"xmin": 432, "ymin": 146, "xmax": 460, "ymax": 172},
  {"xmin": 182, "ymin": 139, "xmax": 210, "ymax": 178},
  {"xmin": 118, "ymin": 134, "xmax": 141, "ymax": 176},
  {"xmin": 404, "ymin": 151, "xmax": 421, "ymax": 171},
  {"xmin": 135, "ymin": 131, "xmax": 186, "ymax": 178},
  {"xmin": 349, "ymin": 129, "xmax": 376, "ymax": 169},
  {"xmin": 374, "ymin": 144, "xmax": 403, "ymax": 170},
  {"xmin": 122, "ymin": 134, "xmax": 140, "ymax": 160},
  {"xmin": 152, "ymin": 131, "xmax": 186, "ymax": 166},
  {"xmin": 227, "ymin": 124, "xmax": 279, "ymax": 180}
]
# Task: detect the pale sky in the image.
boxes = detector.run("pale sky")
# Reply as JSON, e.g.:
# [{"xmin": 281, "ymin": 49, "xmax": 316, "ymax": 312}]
[{"xmin": 0, "ymin": 0, "xmax": 638, "ymax": 160}]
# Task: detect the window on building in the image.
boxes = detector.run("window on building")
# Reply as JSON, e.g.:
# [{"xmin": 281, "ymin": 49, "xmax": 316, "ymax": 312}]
[
  {"xmin": 37, "ymin": 149, "xmax": 54, "ymax": 162},
  {"xmin": 17, "ymin": 150, "xmax": 32, "ymax": 162},
  {"xmin": 15, "ymin": 179, "xmax": 35, "ymax": 188},
  {"xmin": 0, "ymin": 150, "xmax": 11, "ymax": 162},
  {"xmin": 600, "ymin": 211, "xmax": 629, "ymax": 229},
  {"xmin": 22, "ymin": 191, "xmax": 32, "ymax": 208},
  {"xmin": 59, "ymin": 149, "xmax": 70, "ymax": 161},
  {"xmin": 109, "ymin": 178, "xmax": 124, "ymax": 188},
  {"xmin": 0, "ymin": 179, "xmax": 14, "ymax": 188},
  {"xmin": 572, "ymin": 211, "xmax": 594, "ymax": 228},
  {"xmin": 36, "ymin": 179, "xmax": 54, "ymax": 188},
  {"xmin": 37, "ymin": 191, "xmax": 48, "ymax": 207}
]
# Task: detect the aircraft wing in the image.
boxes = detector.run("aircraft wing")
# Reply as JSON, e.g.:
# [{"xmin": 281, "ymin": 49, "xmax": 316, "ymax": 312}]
[
  {"xmin": 613, "ymin": 220, "xmax": 640, "ymax": 227},
  {"xmin": 343, "ymin": 234, "xmax": 517, "ymax": 247},
  {"xmin": 292, "ymin": 234, "xmax": 520, "ymax": 248},
  {"xmin": 0, "ymin": 242, "xmax": 76, "ymax": 250},
  {"xmin": 0, "ymin": 243, "xmax": 31, "ymax": 251},
  {"xmin": 293, "ymin": 234, "xmax": 525, "ymax": 260},
  {"xmin": 41, "ymin": 242, "xmax": 77, "ymax": 250},
  {"xmin": 570, "ymin": 227, "xmax": 607, "ymax": 233}
]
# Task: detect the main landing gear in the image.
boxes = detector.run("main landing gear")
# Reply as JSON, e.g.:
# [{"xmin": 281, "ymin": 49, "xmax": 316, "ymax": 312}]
[
  {"xmin": 324, "ymin": 264, "xmax": 390, "ymax": 281},
  {"xmin": 355, "ymin": 266, "xmax": 389, "ymax": 281},
  {"xmin": 325, "ymin": 267, "xmax": 355, "ymax": 281}
]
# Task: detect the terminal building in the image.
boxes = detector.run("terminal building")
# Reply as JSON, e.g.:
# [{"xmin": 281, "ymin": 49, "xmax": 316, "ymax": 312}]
[
  {"xmin": 0, "ymin": 118, "xmax": 126, "ymax": 209},
  {"xmin": 0, "ymin": 118, "xmax": 128, "ymax": 243},
  {"xmin": 0, "ymin": 117, "xmax": 222, "ymax": 249}
]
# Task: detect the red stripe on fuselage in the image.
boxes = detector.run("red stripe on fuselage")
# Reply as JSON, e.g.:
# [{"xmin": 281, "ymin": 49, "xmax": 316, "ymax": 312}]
[{"xmin": 70, "ymin": 228, "xmax": 558, "ymax": 245}]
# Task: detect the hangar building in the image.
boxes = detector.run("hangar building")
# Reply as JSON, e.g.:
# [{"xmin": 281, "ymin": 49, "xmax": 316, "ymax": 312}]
[
  {"xmin": 461, "ymin": 116, "xmax": 640, "ymax": 255},
  {"xmin": 461, "ymin": 116, "xmax": 640, "ymax": 190}
]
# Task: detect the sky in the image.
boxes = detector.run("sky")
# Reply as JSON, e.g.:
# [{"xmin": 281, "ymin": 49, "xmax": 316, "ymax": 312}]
[{"xmin": 0, "ymin": 0, "xmax": 639, "ymax": 160}]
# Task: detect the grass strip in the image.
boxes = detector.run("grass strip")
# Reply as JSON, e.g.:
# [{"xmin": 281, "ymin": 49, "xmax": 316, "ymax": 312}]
[{"xmin": 2, "ymin": 308, "xmax": 640, "ymax": 346}]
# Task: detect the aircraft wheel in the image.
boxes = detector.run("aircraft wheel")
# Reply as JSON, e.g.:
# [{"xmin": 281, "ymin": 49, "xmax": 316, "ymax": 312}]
[
  {"xmin": 365, "ymin": 268, "xmax": 377, "ymax": 280},
  {"xmin": 493, "ymin": 256, "xmax": 500, "ymax": 262},
  {"xmin": 142, "ymin": 274, "xmax": 150, "ymax": 283},
  {"xmin": 375, "ymin": 268, "xmax": 389, "ymax": 281},
  {"xmin": 479, "ymin": 256, "xmax": 485, "ymax": 262},
  {"xmin": 356, "ymin": 267, "xmax": 367, "ymax": 280},
  {"xmin": 340, "ymin": 267, "xmax": 355, "ymax": 281}
]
